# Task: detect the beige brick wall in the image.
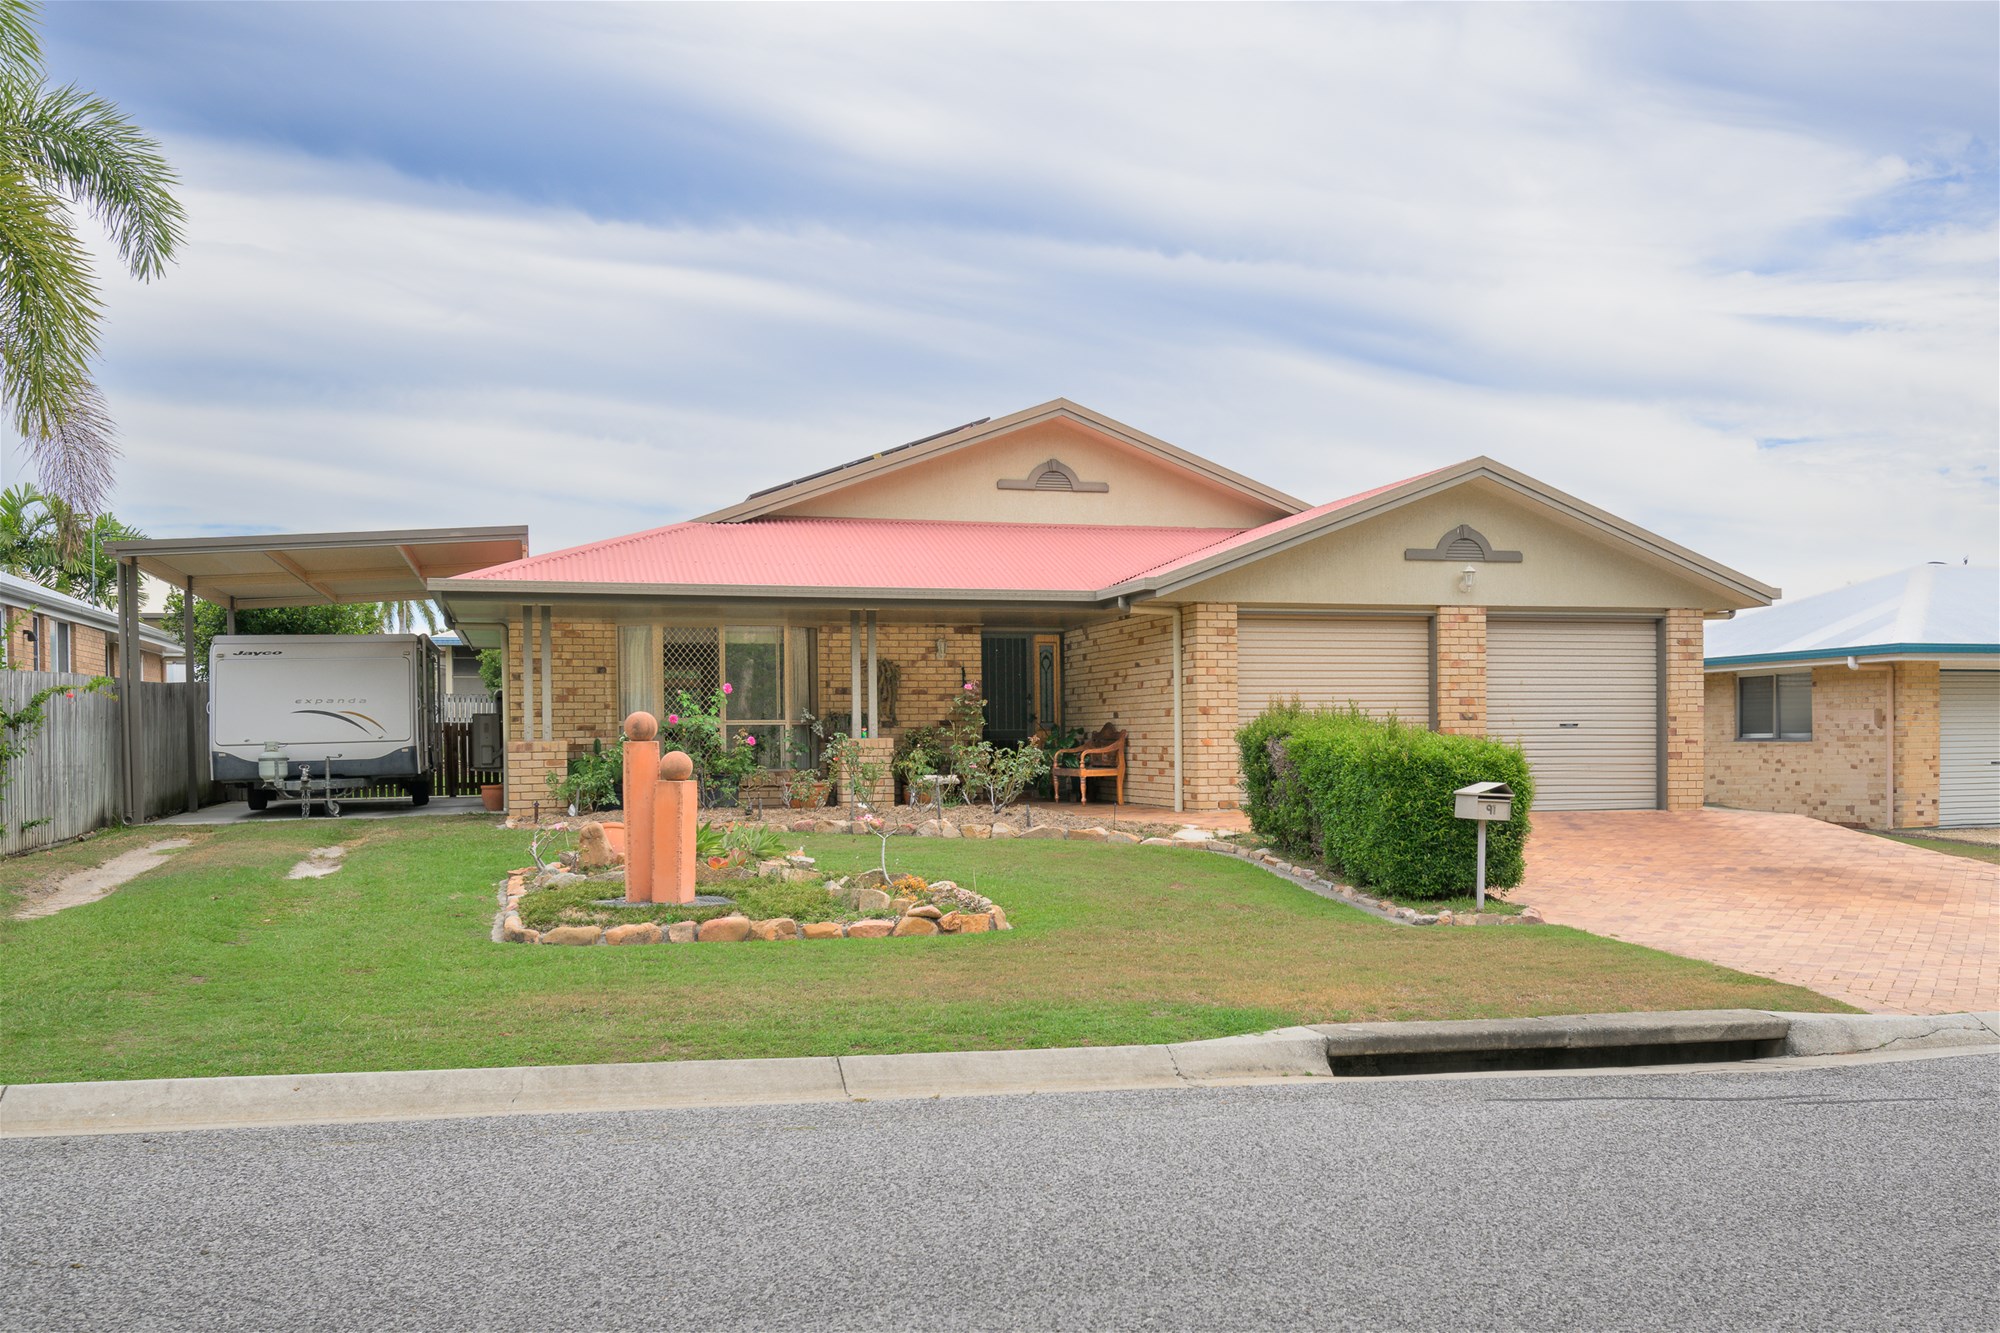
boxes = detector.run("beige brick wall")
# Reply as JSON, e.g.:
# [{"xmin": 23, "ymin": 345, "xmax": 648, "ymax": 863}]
[
  {"xmin": 1892, "ymin": 660, "xmax": 1940, "ymax": 829},
  {"xmin": 1183, "ymin": 603, "xmax": 1240, "ymax": 809},
  {"xmin": 1061, "ymin": 603, "xmax": 1240, "ymax": 811},
  {"xmin": 1435, "ymin": 606, "xmax": 1485, "ymax": 735},
  {"xmin": 504, "ymin": 614, "xmax": 619, "ymax": 747},
  {"xmin": 74, "ymin": 624, "xmax": 110, "ymax": 677},
  {"xmin": 1704, "ymin": 662, "xmax": 1944, "ymax": 829},
  {"xmin": 1063, "ymin": 612, "xmax": 1174, "ymax": 806},
  {"xmin": 1664, "ymin": 609, "xmax": 1704, "ymax": 812},
  {"xmin": 814, "ymin": 621, "xmax": 984, "ymax": 735},
  {"xmin": 506, "ymin": 738, "xmax": 572, "ymax": 821}
]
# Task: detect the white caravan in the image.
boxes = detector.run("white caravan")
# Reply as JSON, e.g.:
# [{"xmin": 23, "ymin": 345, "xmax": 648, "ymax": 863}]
[{"xmin": 209, "ymin": 635, "xmax": 444, "ymax": 813}]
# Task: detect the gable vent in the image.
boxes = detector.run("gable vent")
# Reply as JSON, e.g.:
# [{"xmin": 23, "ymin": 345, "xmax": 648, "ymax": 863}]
[
  {"xmin": 1033, "ymin": 467, "xmax": 1075, "ymax": 491},
  {"xmin": 1445, "ymin": 534, "xmax": 1485, "ymax": 559},
  {"xmin": 998, "ymin": 457, "xmax": 1110, "ymax": 494},
  {"xmin": 1405, "ymin": 524, "xmax": 1523, "ymax": 563}
]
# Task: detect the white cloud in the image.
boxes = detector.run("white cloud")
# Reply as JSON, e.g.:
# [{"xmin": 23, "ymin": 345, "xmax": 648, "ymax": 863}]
[{"xmin": 62, "ymin": 4, "xmax": 1998, "ymax": 597}]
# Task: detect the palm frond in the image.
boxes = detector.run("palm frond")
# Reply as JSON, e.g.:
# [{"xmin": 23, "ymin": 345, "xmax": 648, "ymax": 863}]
[
  {"xmin": 0, "ymin": 165, "xmax": 100, "ymax": 443},
  {"xmin": 0, "ymin": 2, "xmax": 41, "ymax": 83},
  {"xmin": 3, "ymin": 78, "xmax": 185, "ymax": 281}
]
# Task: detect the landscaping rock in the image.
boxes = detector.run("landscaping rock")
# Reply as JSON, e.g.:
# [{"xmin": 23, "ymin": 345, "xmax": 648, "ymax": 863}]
[
  {"xmin": 1139, "ymin": 837, "xmax": 1177, "ymax": 847},
  {"xmin": 856, "ymin": 887, "xmax": 892, "ymax": 913},
  {"xmin": 888, "ymin": 895, "xmax": 916, "ymax": 915},
  {"xmin": 1436, "ymin": 911, "xmax": 1455, "ymax": 926},
  {"xmin": 1414, "ymin": 914, "xmax": 1440, "ymax": 926},
  {"xmin": 892, "ymin": 916, "xmax": 939, "ymax": 937},
  {"xmin": 1020, "ymin": 825, "xmax": 1066, "ymax": 840},
  {"xmin": 812, "ymin": 819, "xmax": 847, "ymax": 835},
  {"xmin": 787, "ymin": 819, "xmax": 816, "ymax": 833},
  {"xmin": 605, "ymin": 922, "xmax": 663, "ymax": 946},
  {"xmin": 1067, "ymin": 826, "xmax": 1110, "ymax": 841},
  {"xmin": 542, "ymin": 925, "xmax": 604, "ymax": 947},
  {"xmin": 782, "ymin": 867, "xmax": 820, "ymax": 884},
  {"xmin": 541, "ymin": 871, "xmax": 589, "ymax": 890},
  {"xmin": 856, "ymin": 868, "xmax": 891, "ymax": 891},
  {"xmin": 802, "ymin": 921, "xmax": 844, "ymax": 940},
  {"xmin": 502, "ymin": 913, "xmax": 531, "ymax": 943},
  {"xmin": 906, "ymin": 904, "xmax": 943, "ymax": 921},
  {"xmin": 751, "ymin": 918, "xmax": 799, "ymax": 941},
  {"xmin": 1204, "ymin": 840, "xmax": 1238, "ymax": 855},
  {"xmin": 912, "ymin": 820, "xmax": 943, "ymax": 837},
  {"xmin": 1102, "ymin": 829, "xmax": 1142, "ymax": 845},
  {"xmin": 847, "ymin": 919, "xmax": 895, "ymax": 939},
  {"xmin": 697, "ymin": 915, "xmax": 752, "ymax": 943},
  {"xmin": 948, "ymin": 912, "xmax": 992, "ymax": 934},
  {"xmin": 939, "ymin": 822, "xmax": 962, "ymax": 838},
  {"xmin": 1521, "ymin": 907, "xmax": 1545, "ymax": 923},
  {"xmin": 1172, "ymin": 826, "xmax": 1211, "ymax": 843},
  {"xmin": 666, "ymin": 921, "xmax": 698, "ymax": 943},
  {"xmin": 577, "ymin": 822, "xmax": 618, "ymax": 870},
  {"xmin": 756, "ymin": 858, "xmax": 788, "ymax": 877},
  {"xmin": 988, "ymin": 823, "xmax": 1020, "ymax": 838},
  {"xmin": 959, "ymin": 824, "xmax": 991, "ymax": 839},
  {"xmin": 990, "ymin": 905, "xmax": 1011, "ymax": 931}
]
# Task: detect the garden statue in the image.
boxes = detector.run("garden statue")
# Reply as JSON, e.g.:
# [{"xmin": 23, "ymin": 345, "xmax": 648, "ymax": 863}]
[
  {"xmin": 621, "ymin": 711, "xmax": 659, "ymax": 904},
  {"xmin": 652, "ymin": 748, "xmax": 697, "ymax": 905}
]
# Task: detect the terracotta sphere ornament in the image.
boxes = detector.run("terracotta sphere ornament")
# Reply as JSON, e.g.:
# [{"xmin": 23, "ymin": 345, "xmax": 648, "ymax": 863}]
[
  {"xmin": 659, "ymin": 750, "xmax": 695, "ymax": 781},
  {"xmin": 623, "ymin": 711, "xmax": 659, "ymax": 742}
]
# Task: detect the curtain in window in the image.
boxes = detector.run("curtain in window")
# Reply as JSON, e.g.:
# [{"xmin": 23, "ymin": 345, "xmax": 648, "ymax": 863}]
[{"xmin": 617, "ymin": 625, "xmax": 660, "ymax": 721}]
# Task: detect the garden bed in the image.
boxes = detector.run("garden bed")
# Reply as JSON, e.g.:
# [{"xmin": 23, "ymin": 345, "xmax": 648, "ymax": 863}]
[{"xmin": 499, "ymin": 862, "xmax": 1013, "ymax": 945}]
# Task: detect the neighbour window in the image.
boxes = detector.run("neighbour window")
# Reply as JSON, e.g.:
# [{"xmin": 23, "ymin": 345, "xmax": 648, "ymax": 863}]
[
  {"xmin": 1738, "ymin": 672, "xmax": 1812, "ymax": 741},
  {"xmin": 51, "ymin": 620, "xmax": 71, "ymax": 673}
]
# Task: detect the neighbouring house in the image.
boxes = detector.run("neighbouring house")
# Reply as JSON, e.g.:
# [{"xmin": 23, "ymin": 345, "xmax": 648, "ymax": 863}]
[
  {"xmin": 0, "ymin": 570, "xmax": 181, "ymax": 682},
  {"xmin": 431, "ymin": 631, "xmax": 494, "ymax": 697},
  {"xmin": 1705, "ymin": 563, "xmax": 1999, "ymax": 830},
  {"xmin": 428, "ymin": 400, "xmax": 1777, "ymax": 819}
]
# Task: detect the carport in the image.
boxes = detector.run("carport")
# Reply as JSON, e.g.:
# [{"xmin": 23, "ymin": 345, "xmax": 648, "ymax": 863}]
[{"xmin": 105, "ymin": 526, "xmax": 528, "ymax": 822}]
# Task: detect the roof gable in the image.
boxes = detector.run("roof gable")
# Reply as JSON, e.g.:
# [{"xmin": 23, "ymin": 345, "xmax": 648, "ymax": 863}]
[{"xmin": 697, "ymin": 399, "xmax": 1303, "ymax": 527}]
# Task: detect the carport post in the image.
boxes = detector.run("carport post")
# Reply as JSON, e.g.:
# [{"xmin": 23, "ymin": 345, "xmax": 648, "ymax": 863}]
[
  {"xmin": 225, "ymin": 598, "xmax": 236, "ymax": 635},
  {"xmin": 182, "ymin": 575, "xmax": 202, "ymax": 813},
  {"xmin": 116, "ymin": 558, "xmax": 144, "ymax": 823}
]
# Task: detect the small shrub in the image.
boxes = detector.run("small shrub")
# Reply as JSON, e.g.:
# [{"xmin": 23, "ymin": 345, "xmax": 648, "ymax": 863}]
[
  {"xmin": 723, "ymin": 823, "xmax": 788, "ymax": 860},
  {"xmin": 1237, "ymin": 704, "xmax": 1534, "ymax": 900}
]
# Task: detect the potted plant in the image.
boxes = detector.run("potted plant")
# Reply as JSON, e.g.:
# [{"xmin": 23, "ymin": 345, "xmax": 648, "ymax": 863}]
[
  {"xmin": 479, "ymin": 782, "xmax": 504, "ymax": 812},
  {"xmin": 785, "ymin": 768, "xmax": 832, "ymax": 809}
]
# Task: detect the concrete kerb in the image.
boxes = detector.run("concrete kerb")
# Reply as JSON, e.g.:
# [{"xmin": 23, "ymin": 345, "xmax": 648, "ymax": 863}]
[{"xmin": 5, "ymin": 1013, "xmax": 1994, "ymax": 1139}]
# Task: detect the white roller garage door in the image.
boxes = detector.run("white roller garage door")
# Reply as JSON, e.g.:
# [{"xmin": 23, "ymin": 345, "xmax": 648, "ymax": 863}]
[
  {"xmin": 1488, "ymin": 618, "xmax": 1658, "ymax": 811},
  {"xmin": 1237, "ymin": 615, "xmax": 1431, "ymax": 727},
  {"xmin": 1939, "ymin": 670, "xmax": 2000, "ymax": 828}
]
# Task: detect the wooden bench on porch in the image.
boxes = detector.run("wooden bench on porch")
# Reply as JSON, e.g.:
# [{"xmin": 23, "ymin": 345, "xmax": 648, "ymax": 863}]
[{"xmin": 1051, "ymin": 723, "xmax": 1127, "ymax": 804}]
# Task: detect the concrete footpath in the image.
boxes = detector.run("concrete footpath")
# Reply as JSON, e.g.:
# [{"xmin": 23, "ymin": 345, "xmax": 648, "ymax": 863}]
[{"xmin": 3, "ymin": 1010, "xmax": 1994, "ymax": 1139}]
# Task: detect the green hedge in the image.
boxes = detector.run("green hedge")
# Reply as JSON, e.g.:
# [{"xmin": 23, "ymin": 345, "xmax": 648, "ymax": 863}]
[{"xmin": 1236, "ymin": 705, "xmax": 1534, "ymax": 900}]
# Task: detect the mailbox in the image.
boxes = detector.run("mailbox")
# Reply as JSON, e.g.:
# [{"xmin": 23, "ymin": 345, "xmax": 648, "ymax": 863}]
[{"xmin": 1454, "ymin": 781, "xmax": 1513, "ymax": 823}]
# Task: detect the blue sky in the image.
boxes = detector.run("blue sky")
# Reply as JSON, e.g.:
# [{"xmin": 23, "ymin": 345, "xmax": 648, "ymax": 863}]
[{"xmin": 27, "ymin": 2, "xmax": 2000, "ymax": 595}]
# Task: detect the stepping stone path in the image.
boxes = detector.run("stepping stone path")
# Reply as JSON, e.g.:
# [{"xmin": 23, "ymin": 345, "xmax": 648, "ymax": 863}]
[{"xmin": 14, "ymin": 839, "xmax": 192, "ymax": 920}]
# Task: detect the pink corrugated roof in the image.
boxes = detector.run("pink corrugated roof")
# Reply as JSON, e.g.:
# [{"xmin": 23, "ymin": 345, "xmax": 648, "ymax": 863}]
[
  {"xmin": 455, "ymin": 467, "xmax": 1444, "ymax": 595},
  {"xmin": 456, "ymin": 517, "xmax": 1245, "ymax": 593}
]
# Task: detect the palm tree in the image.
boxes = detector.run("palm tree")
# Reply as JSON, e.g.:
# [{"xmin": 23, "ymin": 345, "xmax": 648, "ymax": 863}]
[
  {"xmin": 0, "ymin": 0, "xmax": 184, "ymax": 515},
  {"xmin": 379, "ymin": 600, "xmax": 441, "ymax": 635}
]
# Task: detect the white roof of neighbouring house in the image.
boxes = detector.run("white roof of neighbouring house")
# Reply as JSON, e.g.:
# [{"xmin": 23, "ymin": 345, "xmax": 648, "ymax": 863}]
[{"xmin": 1705, "ymin": 564, "xmax": 1999, "ymax": 669}]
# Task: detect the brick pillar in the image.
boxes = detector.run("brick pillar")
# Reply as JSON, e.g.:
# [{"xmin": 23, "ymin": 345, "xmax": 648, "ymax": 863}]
[
  {"xmin": 1663, "ymin": 609, "xmax": 1705, "ymax": 811},
  {"xmin": 839, "ymin": 736, "xmax": 897, "ymax": 812},
  {"xmin": 506, "ymin": 739, "xmax": 570, "ymax": 822},
  {"xmin": 1182, "ymin": 603, "xmax": 1239, "ymax": 810},
  {"xmin": 1434, "ymin": 606, "xmax": 1486, "ymax": 736},
  {"xmin": 1892, "ymin": 660, "xmax": 1940, "ymax": 828}
]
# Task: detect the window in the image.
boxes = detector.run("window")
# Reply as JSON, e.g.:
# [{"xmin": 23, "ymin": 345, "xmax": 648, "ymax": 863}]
[
  {"xmin": 647, "ymin": 625, "xmax": 816, "ymax": 769},
  {"xmin": 51, "ymin": 620, "xmax": 71, "ymax": 673},
  {"xmin": 1738, "ymin": 672, "xmax": 1812, "ymax": 741}
]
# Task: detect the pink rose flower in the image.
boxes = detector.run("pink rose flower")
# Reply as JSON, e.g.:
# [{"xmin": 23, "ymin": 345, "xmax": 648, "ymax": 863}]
[
  {"xmin": 667, "ymin": 714, "xmax": 679, "ymax": 725},
  {"xmin": 743, "ymin": 734, "xmax": 757, "ymax": 746},
  {"xmin": 721, "ymin": 682, "xmax": 733, "ymax": 695}
]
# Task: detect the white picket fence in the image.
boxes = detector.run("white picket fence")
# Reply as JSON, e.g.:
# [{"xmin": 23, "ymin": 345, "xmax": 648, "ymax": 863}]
[
  {"xmin": 0, "ymin": 672, "xmax": 205, "ymax": 857},
  {"xmin": 443, "ymin": 693, "xmax": 497, "ymax": 723}
]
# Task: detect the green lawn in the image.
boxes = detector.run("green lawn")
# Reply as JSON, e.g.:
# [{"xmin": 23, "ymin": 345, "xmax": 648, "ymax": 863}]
[
  {"xmin": 1868, "ymin": 831, "xmax": 2000, "ymax": 865},
  {"xmin": 0, "ymin": 817, "xmax": 1847, "ymax": 1085}
]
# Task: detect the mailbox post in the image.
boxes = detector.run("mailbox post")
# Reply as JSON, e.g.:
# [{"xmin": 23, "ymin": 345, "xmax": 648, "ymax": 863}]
[{"xmin": 1453, "ymin": 781, "xmax": 1514, "ymax": 910}]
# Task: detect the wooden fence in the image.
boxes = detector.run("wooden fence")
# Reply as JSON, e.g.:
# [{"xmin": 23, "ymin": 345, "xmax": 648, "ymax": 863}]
[{"xmin": 0, "ymin": 673, "xmax": 204, "ymax": 857}]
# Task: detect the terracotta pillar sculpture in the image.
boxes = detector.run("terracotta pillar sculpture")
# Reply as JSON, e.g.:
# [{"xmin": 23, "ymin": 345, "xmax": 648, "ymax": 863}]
[
  {"xmin": 621, "ymin": 712, "xmax": 659, "ymax": 905},
  {"xmin": 652, "ymin": 749, "xmax": 697, "ymax": 905}
]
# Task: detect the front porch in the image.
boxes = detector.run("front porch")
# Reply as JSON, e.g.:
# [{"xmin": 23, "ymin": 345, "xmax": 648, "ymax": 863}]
[{"xmin": 456, "ymin": 602, "xmax": 1245, "ymax": 823}]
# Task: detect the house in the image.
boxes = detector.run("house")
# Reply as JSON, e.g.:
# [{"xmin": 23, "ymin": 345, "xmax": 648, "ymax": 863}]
[
  {"xmin": 429, "ymin": 400, "xmax": 1777, "ymax": 819},
  {"xmin": 430, "ymin": 631, "xmax": 494, "ymax": 697},
  {"xmin": 1705, "ymin": 563, "xmax": 1999, "ymax": 830},
  {"xmin": 0, "ymin": 570, "xmax": 181, "ymax": 682}
]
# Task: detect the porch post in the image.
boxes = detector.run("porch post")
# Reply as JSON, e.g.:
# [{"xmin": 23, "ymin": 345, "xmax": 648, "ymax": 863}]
[
  {"xmin": 538, "ymin": 606, "xmax": 553, "ymax": 740},
  {"xmin": 519, "ymin": 603, "xmax": 536, "ymax": 740},
  {"xmin": 117, "ymin": 558, "xmax": 143, "ymax": 822},
  {"xmin": 1172, "ymin": 605, "xmax": 1185, "ymax": 814},
  {"xmin": 848, "ymin": 611, "xmax": 862, "ymax": 737},
  {"xmin": 866, "ymin": 611, "xmax": 879, "ymax": 738}
]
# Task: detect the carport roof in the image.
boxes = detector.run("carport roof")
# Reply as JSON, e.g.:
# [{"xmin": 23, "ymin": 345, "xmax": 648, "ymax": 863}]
[{"xmin": 106, "ymin": 526, "xmax": 529, "ymax": 611}]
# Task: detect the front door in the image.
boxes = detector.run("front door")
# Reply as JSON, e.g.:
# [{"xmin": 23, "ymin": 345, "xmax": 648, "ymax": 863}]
[{"xmin": 981, "ymin": 633, "xmax": 1062, "ymax": 748}]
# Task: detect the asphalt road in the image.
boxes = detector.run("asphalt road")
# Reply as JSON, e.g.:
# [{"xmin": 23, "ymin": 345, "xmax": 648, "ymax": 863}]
[{"xmin": 3, "ymin": 1055, "xmax": 1994, "ymax": 1332}]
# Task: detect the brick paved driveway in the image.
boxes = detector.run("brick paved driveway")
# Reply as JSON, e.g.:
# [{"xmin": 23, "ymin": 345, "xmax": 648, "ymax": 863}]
[{"xmin": 1521, "ymin": 809, "xmax": 1999, "ymax": 1016}]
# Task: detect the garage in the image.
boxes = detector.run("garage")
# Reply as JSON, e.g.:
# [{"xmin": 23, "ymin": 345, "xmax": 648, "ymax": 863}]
[
  {"xmin": 1488, "ymin": 618, "xmax": 1659, "ymax": 811},
  {"xmin": 1939, "ymin": 670, "xmax": 2000, "ymax": 827},
  {"xmin": 1236, "ymin": 614, "xmax": 1431, "ymax": 727}
]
